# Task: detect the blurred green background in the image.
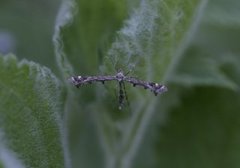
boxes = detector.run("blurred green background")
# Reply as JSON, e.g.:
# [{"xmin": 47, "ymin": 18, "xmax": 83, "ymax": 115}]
[
  {"xmin": 0, "ymin": 0, "xmax": 60, "ymax": 73},
  {"xmin": 1, "ymin": 0, "xmax": 240, "ymax": 168}
]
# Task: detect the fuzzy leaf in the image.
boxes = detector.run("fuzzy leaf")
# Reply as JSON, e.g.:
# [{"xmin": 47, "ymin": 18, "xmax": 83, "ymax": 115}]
[
  {"xmin": 53, "ymin": 0, "xmax": 128, "ymax": 167},
  {"xmin": 54, "ymin": 0, "xmax": 127, "ymax": 77},
  {"xmin": 0, "ymin": 55, "xmax": 64, "ymax": 168},
  {"xmin": 135, "ymin": 0, "xmax": 240, "ymax": 167},
  {"xmin": 53, "ymin": 0, "xmax": 208, "ymax": 168},
  {"xmin": 98, "ymin": 1, "xmax": 208, "ymax": 168},
  {"xmin": 168, "ymin": 0, "xmax": 240, "ymax": 89}
]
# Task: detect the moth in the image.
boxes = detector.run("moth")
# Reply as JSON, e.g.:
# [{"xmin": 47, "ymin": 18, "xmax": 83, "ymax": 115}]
[{"xmin": 69, "ymin": 70, "xmax": 167, "ymax": 109}]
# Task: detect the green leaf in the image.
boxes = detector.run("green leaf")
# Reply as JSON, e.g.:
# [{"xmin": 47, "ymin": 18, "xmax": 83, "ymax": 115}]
[
  {"xmin": 0, "ymin": 55, "xmax": 65, "ymax": 168},
  {"xmin": 168, "ymin": 0, "xmax": 240, "ymax": 89},
  {"xmin": 53, "ymin": 1, "xmax": 128, "ymax": 168},
  {"xmin": 54, "ymin": 0, "xmax": 127, "ymax": 77},
  {"xmin": 54, "ymin": 0, "xmax": 208, "ymax": 168},
  {"xmin": 135, "ymin": 0, "xmax": 240, "ymax": 167},
  {"xmin": 155, "ymin": 87, "xmax": 240, "ymax": 168},
  {"xmin": 99, "ymin": 1, "xmax": 207, "ymax": 168}
]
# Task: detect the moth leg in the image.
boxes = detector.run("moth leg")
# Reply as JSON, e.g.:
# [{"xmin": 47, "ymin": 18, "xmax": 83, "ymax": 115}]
[
  {"xmin": 118, "ymin": 81, "xmax": 125, "ymax": 110},
  {"xmin": 122, "ymin": 81, "xmax": 130, "ymax": 108}
]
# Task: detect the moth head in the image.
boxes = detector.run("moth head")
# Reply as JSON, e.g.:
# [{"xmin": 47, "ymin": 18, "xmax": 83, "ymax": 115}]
[{"xmin": 116, "ymin": 71, "xmax": 125, "ymax": 81}]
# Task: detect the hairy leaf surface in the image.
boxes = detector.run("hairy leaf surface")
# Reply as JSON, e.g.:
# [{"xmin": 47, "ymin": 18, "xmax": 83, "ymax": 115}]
[
  {"xmin": 53, "ymin": 0, "xmax": 208, "ymax": 168},
  {"xmin": 0, "ymin": 55, "xmax": 64, "ymax": 168}
]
